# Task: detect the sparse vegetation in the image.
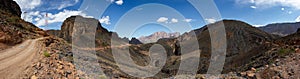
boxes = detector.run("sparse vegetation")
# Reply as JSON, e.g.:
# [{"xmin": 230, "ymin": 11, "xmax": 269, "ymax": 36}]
[
  {"xmin": 7, "ymin": 16, "xmax": 19, "ymax": 23},
  {"xmin": 278, "ymin": 48, "xmax": 295, "ymax": 56},
  {"xmin": 43, "ymin": 51, "xmax": 51, "ymax": 57}
]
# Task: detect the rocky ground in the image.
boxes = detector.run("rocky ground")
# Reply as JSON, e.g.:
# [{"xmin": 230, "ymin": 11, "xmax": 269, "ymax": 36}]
[
  {"xmin": 20, "ymin": 37, "xmax": 83, "ymax": 79},
  {"xmin": 195, "ymin": 45, "xmax": 300, "ymax": 79}
]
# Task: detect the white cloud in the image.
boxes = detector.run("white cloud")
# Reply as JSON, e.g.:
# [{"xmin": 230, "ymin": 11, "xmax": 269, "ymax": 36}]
[
  {"xmin": 14, "ymin": 0, "xmax": 79, "ymax": 11},
  {"xmin": 115, "ymin": 0, "xmax": 123, "ymax": 5},
  {"xmin": 253, "ymin": 25, "xmax": 264, "ymax": 27},
  {"xmin": 236, "ymin": 0, "xmax": 300, "ymax": 10},
  {"xmin": 205, "ymin": 18, "xmax": 217, "ymax": 23},
  {"xmin": 288, "ymin": 11, "xmax": 293, "ymax": 14},
  {"xmin": 21, "ymin": 11, "xmax": 41, "ymax": 22},
  {"xmin": 14, "ymin": 0, "xmax": 41, "ymax": 11},
  {"xmin": 250, "ymin": 6, "xmax": 257, "ymax": 9},
  {"xmin": 57, "ymin": 0, "xmax": 79, "ymax": 10},
  {"xmin": 295, "ymin": 16, "xmax": 300, "ymax": 22},
  {"xmin": 183, "ymin": 19, "xmax": 192, "ymax": 22},
  {"xmin": 171, "ymin": 18, "xmax": 178, "ymax": 23},
  {"xmin": 99, "ymin": 16, "xmax": 111, "ymax": 25},
  {"xmin": 34, "ymin": 17, "xmax": 40, "ymax": 21},
  {"xmin": 157, "ymin": 17, "xmax": 169, "ymax": 23},
  {"xmin": 281, "ymin": 8, "xmax": 285, "ymax": 10},
  {"xmin": 35, "ymin": 10, "xmax": 93, "ymax": 27}
]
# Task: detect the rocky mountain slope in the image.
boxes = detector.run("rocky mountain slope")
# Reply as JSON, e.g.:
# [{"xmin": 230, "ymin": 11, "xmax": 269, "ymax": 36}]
[
  {"xmin": 259, "ymin": 22, "xmax": 300, "ymax": 36},
  {"xmin": 46, "ymin": 18, "xmax": 298, "ymax": 79},
  {"xmin": 138, "ymin": 31, "xmax": 180, "ymax": 43},
  {"xmin": 151, "ymin": 20, "xmax": 278, "ymax": 74},
  {"xmin": 197, "ymin": 28, "xmax": 300, "ymax": 79},
  {"xmin": 129, "ymin": 37, "xmax": 143, "ymax": 44},
  {"xmin": 0, "ymin": 0, "xmax": 46, "ymax": 50},
  {"xmin": 2, "ymin": 0, "xmax": 298, "ymax": 78}
]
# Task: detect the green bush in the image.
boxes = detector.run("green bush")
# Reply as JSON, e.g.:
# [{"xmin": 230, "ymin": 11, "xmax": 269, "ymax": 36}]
[{"xmin": 43, "ymin": 51, "xmax": 51, "ymax": 57}]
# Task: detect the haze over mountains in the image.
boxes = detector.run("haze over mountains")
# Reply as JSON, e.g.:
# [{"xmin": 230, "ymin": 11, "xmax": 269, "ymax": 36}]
[{"xmin": 0, "ymin": 0, "xmax": 300, "ymax": 79}]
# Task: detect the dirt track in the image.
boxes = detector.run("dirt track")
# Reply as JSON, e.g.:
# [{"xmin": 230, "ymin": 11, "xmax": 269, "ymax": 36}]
[{"xmin": 0, "ymin": 38, "xmax": 43, "ymax": 78}]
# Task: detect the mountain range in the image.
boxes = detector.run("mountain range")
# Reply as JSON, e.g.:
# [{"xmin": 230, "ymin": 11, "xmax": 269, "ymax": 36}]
[
  {"xmin": 138, "ymin": 31, "xmax": 180, "ymax": 43},
  {"xmin": 259, "ymin": 22, "xmax": 300, "ymax": 36},
  {"xmin": 0, "ymin": 0, "xmax": 299, "ymax": 78}
]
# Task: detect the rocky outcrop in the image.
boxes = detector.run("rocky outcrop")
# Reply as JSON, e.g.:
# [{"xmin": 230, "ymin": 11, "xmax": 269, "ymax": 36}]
[
  {"xmin": 56, "ymin": 16, "xmax": 112, "ymax": 47},
  {"xmin": 129, "ymin": 38, "xmax": 143, "ymax": 44},
  {"xmin": 46, "ymin": 30, "xmax": 61, "ymax": 38},
  {"xmin": 138, "ymin": 31, "xmax": 180, "ymax": 43},
  {"xmin": 0, "ymin": 0, "xmax": 21, "ymax": 17}
]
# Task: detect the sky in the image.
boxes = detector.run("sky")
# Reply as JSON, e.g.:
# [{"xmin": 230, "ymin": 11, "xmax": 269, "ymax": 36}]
[{"xmin": 14, "ymin": 0, "xmax": 300, "ymax": 38}]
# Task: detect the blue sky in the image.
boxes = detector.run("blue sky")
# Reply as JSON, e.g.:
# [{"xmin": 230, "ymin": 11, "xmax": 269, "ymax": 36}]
[{"xmin": 14, "ymin": 0, "xmax": 300, "ymax": 38}]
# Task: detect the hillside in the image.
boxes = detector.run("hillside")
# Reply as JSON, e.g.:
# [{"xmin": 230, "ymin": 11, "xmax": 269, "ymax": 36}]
[
  {"xmin": 147, "ymin": 20, "xmax": 279, "ymax": 75},
  {"xmin": 0, "ymin": 0, "xmax": 46, "ymax": 50},
  {"xmin": 259, "ymin": 22, "xmax": 300, "ymax": 36},
  {"xmin": 111, "ymin": 20, "xmax": 280, "ymax": 78},
  {"xmin": 1, "ymin": 0, "xmax": 298, "ymax": 78}
]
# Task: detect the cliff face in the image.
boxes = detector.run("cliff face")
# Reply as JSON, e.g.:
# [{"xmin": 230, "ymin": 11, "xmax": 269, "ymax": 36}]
[{"xmin": 52, "ymin": 16, "xmax": 112, "ymax": 47}]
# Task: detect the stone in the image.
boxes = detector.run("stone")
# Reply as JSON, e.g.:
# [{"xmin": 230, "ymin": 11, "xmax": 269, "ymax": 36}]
[
  {"xmin": 251, "ymin": 67, "xmax": 257, "ymax": 72},
  {"xmin": 273, "ymin": 76, "xmax": 280, "ymax": 79},
  {"xmin": 240, "ymin": 72, "xmax": 247, "ymax": 76},
  {"xmin": 58, "ymin": 65, "xmax": 64, "ymax": 69},
  {"xmin": 272, "ymin": 64, "xmax": 276, "ymax": 67},
  {"xmin": 31, "ymin": 75, "xmax": 38, "ymax": 79},
  {"xmin": 66, "ymin": 70, "xmax": 72, "ymax": 74},
  {"xmin": 265, "ymin": 65, "xmax": 269, "ymax": 68},
  {"xmin": 247, "ymin": 73, "xmax": 255, "ymax": 77}
]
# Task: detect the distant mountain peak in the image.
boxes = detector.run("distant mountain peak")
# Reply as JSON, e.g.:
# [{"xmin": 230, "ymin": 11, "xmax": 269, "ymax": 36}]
[{"xmin": 138, "ymin": 31, "xmax": 180, "ymax": 43}]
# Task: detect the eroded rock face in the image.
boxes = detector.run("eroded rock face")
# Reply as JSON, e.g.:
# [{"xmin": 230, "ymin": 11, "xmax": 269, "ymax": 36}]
[
  {"xmin": 0, "ymin": 0, "xmax": 21, "ymax": 17},
  {"xmin": 58, "ymin": 16, "xmax": 113, "ymax": 47}
]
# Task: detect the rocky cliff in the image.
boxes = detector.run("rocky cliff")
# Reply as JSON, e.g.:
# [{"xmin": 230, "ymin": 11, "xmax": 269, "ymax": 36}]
[
  {"xmin": 0, "ymin": 0, "xmax": 21, "ymax": 17},
  {"xmin": 49, "ymin": 16, "xmax": 113, "ymax": 47}
]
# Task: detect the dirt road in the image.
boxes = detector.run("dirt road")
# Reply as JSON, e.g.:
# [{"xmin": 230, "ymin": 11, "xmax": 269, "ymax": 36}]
[{"xmin": 0, "ymin": 38, "xmax": 43, "ymax": 78}]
